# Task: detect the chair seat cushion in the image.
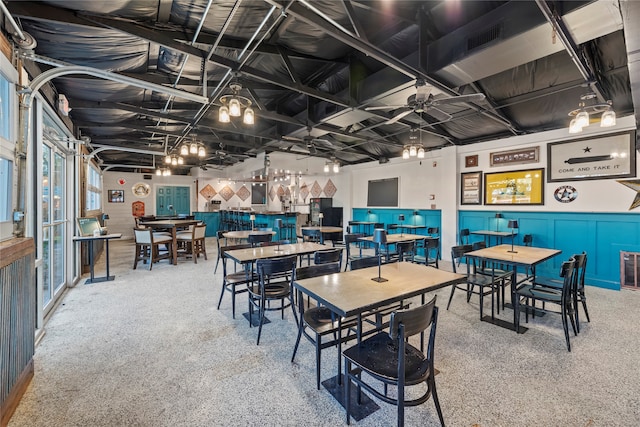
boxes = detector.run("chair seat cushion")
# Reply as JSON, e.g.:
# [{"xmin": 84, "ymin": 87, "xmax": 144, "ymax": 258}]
[
  {"xmin": 153, "ymin": 235, "xmax": 173, "ymax": 244},
  {"xmin": 343, "ymin": 332, "xmax": 430, "ymax": 384}
]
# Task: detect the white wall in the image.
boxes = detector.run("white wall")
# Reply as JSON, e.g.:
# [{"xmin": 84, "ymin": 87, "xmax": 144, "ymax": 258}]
[
  {"xmin": 191, "ymin": 152, "xmax": 348, "ymax": 217},
  {"xmin": 102, "ymin": 171, "xmax": 198, "ymax": 239},
  {"xmin": 456, "ymin": 115, "xmax": 637, "ymax": 213}
]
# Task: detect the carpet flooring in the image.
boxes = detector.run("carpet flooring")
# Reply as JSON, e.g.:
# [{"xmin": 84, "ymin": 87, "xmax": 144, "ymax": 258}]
[{"xmin": 8, "ymin": 238, "xmax": 640, "ymax": 426}]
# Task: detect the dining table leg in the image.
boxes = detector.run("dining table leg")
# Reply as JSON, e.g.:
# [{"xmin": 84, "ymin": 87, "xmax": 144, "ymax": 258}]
[{"xmin": 170, "ymin": 227, "xmax": 178, "ymax": 264}]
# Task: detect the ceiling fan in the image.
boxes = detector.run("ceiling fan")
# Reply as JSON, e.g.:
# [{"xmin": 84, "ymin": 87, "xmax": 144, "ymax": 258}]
[
  {"xmin": 365, "ymin": 79, "xmax": 486, "ymax": 124},
  {"xmin": 281, "ymin": 127, "xmax": 338, "ymax": 155}
]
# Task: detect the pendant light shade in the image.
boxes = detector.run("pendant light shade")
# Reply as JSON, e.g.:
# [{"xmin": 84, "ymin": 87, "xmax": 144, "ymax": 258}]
[
  {"xmin": 228, "ymin": 98, "xmax": 241, "ymax": 116},
  {"xmin": 324, "ymin": 163, "xmax": 330, "ymax": 173},
  {"xmin": 417, "ymin": 147, "xmax": 425, "ymax": 158},
  {"xmin": 333, "ymin": 162, "xmax": 340, "ymax": 173},
  {"xmin": 164, "ymin": 155, "xmax": 171, "ymax": 164},
  {"xmin": 180, "ymin": 145, "xmax": 189, "ymax": 156},
  {"xmin": 219, "ymin": 105, "xmax": 230, "ymax": 123},
  {"xmin": 402, "ymin": 148, "xmax": 410, "ymax": 159},
  {"xmin": 198, "ymin": 146, "xmax": 206, "ymax": 157},
  {"xmin": 177, "ymin": 156, "xmax": 184, "ymax": 165},
  {"xmin": 575, "ymin": 110, "xmax": 589, "ymax": 128},
  {"xmin": 409, "ymin": 145, "xmax": 417, "ymax": 157},
  {"xmin": 243, "ymin": 106, "xmax": 255, "ymax": 125},
  {"xmin": 601, "ymin": 110, "xmax": 616, "ymax": 127}
]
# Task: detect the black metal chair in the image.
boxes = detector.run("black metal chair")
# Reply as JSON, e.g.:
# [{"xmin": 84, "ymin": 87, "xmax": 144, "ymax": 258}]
[
  {"xmin": 291, "ymin": 262, "xmax": 354, "ymax": 389},
  {"xmin": 471, "ymin": 241, "xmax": 513, "ymax": 310},
  {"xmin": 344, "ymin": 233, "xmax": 366, "ymax": 271},
  {"xmin": 514, "ymin": 258, "xmax": 578, "ymax": 351},
  {"xmin": 248, "ymin": 233, "xmax": 272, "ymax": 247},
  {"xmin": 314, "ymin": 248, "xmax": 343, "ymax": 271},
  {"xmin": 349, "ymin": 255, "xmax": 381, "ymax": 270},
  {"xmin": 343, "ymin": 295, "xmax": 444, "ymax": 427},
  {"xmin": 447, "ymin": 244, "xmax": 506, "ymax": 321},
  {"xmin": 217, "ymin": 243, "xmax": 255, "ymax": 319},
  {"xmin": 414, "ymin": 237, "xmax": 440, "ymax": 268},
  {"xmin": 427, "ymin": 227, "xmax": 440, "ymax": 237},
  {"xmin": 214, "ymin": 230, "xmax": 226, "ymax": 273},
  {"xmin": 459, "ymin": 228, "xmax": 470, "ymax": 245},
  {"xmin": 388, "ymin": 240, "xmax": 416, "ymax": 263},
  {"xmin": 248, "ymin": 255, "xmax": 297, "ymax": 345},
  {"xmin": 532, "ymin": 252, "xmax": 589, "ymax": 332}
]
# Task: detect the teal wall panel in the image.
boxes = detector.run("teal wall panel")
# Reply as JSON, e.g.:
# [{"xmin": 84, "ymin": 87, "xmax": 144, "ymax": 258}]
[{"xmin": 459, "ymin": 210, "xmax": 640, "ymax": 290}]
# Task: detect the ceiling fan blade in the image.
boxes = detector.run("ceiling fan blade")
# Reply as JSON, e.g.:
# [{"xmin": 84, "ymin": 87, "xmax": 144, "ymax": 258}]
[
  {"xmin": 384, "ymin": 109, "xmax": 414, "ymax": 125},
  {"xmin": 365, "ymin": 105, "xmax": 406, "ymax": 111},
  {"xmin": 425, "ymin": 107, "xmax": 452, "ymax": 122},
  {"xmin": 431, "ymin": 93, "xmax": 486, "ymax": 106},
  {"xmin": 281, "ymin": 135, "xmax": 304, "ymax": 142}
]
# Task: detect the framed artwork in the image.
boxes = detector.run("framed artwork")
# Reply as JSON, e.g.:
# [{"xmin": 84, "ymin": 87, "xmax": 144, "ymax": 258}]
[
  {"xmin": 461, "ymin": 172, "xmax": 482, "ymax": 205},
  {"xmin": 547, "ymin": 131, "xmax": 636, "ymax": 182},
  {"xmin": 490, "ymin": 146, "xmax": 539, "ymax": 166},
  {"xmin": 465, "ymin": 155, "xmax": 478, "ymax": 168},
  {"xmin": 132, "ymin": 182, "xmax": 151, "ymax": 198},
  {"xmin": 484, "ymin": 168, "xmax": 544, "ymax": 205},
  {"xmin": 107, "ymin": 189, "xmax": 124, "ymax": 203}
]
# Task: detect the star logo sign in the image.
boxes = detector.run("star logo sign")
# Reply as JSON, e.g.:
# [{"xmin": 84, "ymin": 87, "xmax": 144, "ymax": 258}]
[
  {"xmin": 583, "ymin": 146, "xmax": 591, "ymax": 153},
  {"xmin": 617, "ymin": 179, "xmax": 640, "ymax": 210}
]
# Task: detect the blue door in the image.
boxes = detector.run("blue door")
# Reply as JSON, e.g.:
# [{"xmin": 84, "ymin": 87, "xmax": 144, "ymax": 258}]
[{"xmin": 156, "ymin": 186, "xmax": 190, "ymax": 216}]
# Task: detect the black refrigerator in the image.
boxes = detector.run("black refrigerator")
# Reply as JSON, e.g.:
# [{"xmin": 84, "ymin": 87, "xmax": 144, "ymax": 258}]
[{"xmin": 310, "ymin": 198, "xmax": 342, "ymax": 227}]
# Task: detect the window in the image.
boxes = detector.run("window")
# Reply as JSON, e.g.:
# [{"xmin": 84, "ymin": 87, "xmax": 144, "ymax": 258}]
[
  {"xmin": 0, "ymin": 157, "xmax": 12, "ymax": 221},
  {"xmin": 86, "ymin": 163, "xmax": 101, "ymax": 212},
  {"xmin": 0, "ymin": 72, "xmax": 10, "ymax": 141}
]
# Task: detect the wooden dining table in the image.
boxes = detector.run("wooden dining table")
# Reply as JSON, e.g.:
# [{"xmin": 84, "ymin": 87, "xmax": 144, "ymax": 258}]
[
  {"xmin": 465, "ymin": 244, "xmax": 562, "ymax": 331},
  {"xmin": 222, "ymin": 230, "xmax": 276, "ymax": 241},
  {"xmin": 224, "ymin": 241, "xmax": 327, "ymax": 265},
  {"xmin": 470, "ymin": 229, "xmax": 517, "ymax": 246},
  {"xmin": 138, "ymin": 219, "xmax": 200, "ymax": 265},
  {"xmin": 293, "ymin": 262, "xmax": 465, "ymax": 416}
]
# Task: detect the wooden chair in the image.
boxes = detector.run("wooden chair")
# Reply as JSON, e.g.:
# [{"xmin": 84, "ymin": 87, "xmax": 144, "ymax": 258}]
[
  {"xmin": 133, "ymin": 227, "xmax": 173, "ymax": 270},
  {"xmin": 176, "ymin": 223, "xmax": 207, "ymax": 263},
  {"xmin": 414, "ymin": 237, "xmax": 440, "ymax": 268}
]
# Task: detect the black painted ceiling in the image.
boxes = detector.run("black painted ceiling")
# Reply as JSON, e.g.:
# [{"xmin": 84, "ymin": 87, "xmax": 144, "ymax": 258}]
[{"xmin": 4, "ymin": 0, "xmax": 638, "ymax": 174}]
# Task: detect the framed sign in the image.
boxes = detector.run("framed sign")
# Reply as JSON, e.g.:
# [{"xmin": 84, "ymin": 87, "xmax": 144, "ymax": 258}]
[
  {"xmin": 484, "ymin": 168, "xmax": 544, "ymax": 205},
  {"xmin": 465, "ymin": 155, "xmax": 478, "ymax": 168},
  {"xmin": 547, "ymin": 131, "xmax": 636, "ymax": 182},
  {"xmin": 461, "ymin": 172, "xmax": 482, "ymax": 205},
  {"xmin": 490, "ymin": 146, "xmax": 539, "ymax": 166},
  {"xmin": 108, "ymin": 189, "xmax": 124, "ymax": 203}
]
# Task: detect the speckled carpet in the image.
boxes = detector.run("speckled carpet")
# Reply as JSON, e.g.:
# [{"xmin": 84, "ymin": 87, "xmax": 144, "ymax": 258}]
[{"xmin": 8, "ymin": 238, "xmax": 640, "ymax": 426}]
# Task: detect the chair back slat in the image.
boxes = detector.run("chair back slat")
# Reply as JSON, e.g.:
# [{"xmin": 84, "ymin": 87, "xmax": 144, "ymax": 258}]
[
  {"xmin": 256, "ymin": 255, "xmax": 297, "ymax": 278},
  {"xmin": 389, "ymin": 295, "xmax": 437, "ymax": 340},
  {"xmin": 314, "ymin": 248, "xmax": 343, "ymax": 265},
  {"xmin": 296, "ymin": 262, "xmax": 340, "ymax": 280},
  {"xmin": 350, "ymin": 256, "xmax": 380, "ymax": 270}
]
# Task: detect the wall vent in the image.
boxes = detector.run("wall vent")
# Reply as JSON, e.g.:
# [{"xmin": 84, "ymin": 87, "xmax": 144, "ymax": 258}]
[{"xmin": 467, "ymin": 23, "xmax": 503, "ymax": 52}]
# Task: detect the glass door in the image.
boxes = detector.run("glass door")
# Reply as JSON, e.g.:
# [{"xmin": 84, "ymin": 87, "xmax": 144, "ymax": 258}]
[{"xmin": 41, "ymin": 140, "xmax": 66, "ymax": 309}]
